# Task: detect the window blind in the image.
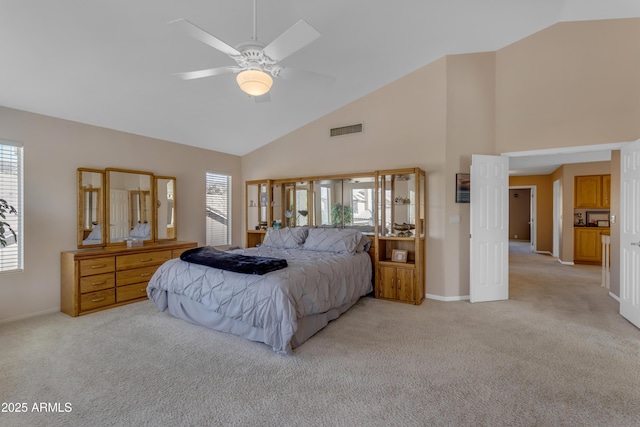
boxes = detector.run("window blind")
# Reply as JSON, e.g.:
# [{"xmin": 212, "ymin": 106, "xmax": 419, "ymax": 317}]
[
  {"xmin": 205, "ymin": 172, "xmax": 231, "ymax": 246},
  {"xmin": 0, "ymin": 139, "xmax": 23, "ymax": 272}
]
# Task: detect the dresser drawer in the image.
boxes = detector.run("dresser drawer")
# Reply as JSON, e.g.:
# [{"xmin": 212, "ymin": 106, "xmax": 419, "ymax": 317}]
[
  {"xmin": 80, "ymin": 273, "xmax": 115, "ymax": 294},
  {"xmin": 116, "ymin": 265, "xmax": 159, "ymax": 287},
  {"xmin": 80, "ymin": 289, "xmax": 116, "ymax": 312},
  {"xmin": 79, "ymin": 257, "xmax": 115, "ymax": 277},
  {"xmin": 116, "ymin": 250, "xmax": 172, "ymax": 270},
  {"xmin": 116, "ymin": 282, "xmax": 148, "ymax": 303}
]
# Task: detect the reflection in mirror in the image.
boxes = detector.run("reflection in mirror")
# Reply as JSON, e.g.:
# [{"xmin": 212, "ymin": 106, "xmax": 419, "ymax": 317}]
[
  {"xmin": 155, "ymin": 176, "xmax": 176, "ymax": 241},
  {"xmin": 78, "ymin": 169, "xmax": 104, "ymax": 248},
  {"xmin": 106, "ymin": 169, "xmax": 154, "ymax": 244},
  {"xmin": 311, "ymin": 176, "xmax": 375, "ymax": 232},
  {"xmin": 283, "ymin": 182, "xmax": 309, "ymax": 228},
  {"xmin": 343, "ymin": 177, "xmax": 375, "ymax": 232}
]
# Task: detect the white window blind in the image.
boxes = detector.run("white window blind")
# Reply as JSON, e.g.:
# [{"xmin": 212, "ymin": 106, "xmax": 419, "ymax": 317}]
[
  {"xmin": 206, "ymin": 172, "xmax": 231, "ymax": 246},
  {"xmin": 0, "ymin": 139, "xmax": 23, "ymax": 272}
]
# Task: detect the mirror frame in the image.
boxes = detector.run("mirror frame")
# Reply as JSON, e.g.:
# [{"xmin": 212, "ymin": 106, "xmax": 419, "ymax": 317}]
[
  {"xmin": 77, "ymin": 168, "xmax": 106, "ymax": 248},
  {"xmin": 105, "ymin": 168, "xmax": 156, "ymax": 246},
  {"xmin": 154, "ymin": 176, "xmax": 177, "ymax": 242}
]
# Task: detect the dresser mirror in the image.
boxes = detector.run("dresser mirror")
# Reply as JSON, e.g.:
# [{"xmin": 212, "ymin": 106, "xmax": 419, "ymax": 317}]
[
  {"xmin": 77, "ymin": 168, "xmax": 105, "ymax": 248},
  {"xmin": 155, "ymin": 176, "xmax": 177, "ymax": 241},
  {"xmin": 105, "ymin": 168, "xmax": 155, "ymax": 245}
]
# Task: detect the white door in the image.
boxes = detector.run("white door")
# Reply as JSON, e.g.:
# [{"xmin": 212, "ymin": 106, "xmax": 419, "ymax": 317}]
[
  {"xmin": 470, "ymin": 154, "xmax": 509, "ymax": 303},
  {"xmin": 552, "ymin": 179, "xmax": 560, "ymax": 258},
  {"xmin": 620, "ymin": 139, "xmax": 640, "ymax": 328},
  {"xmin": 110, "ymin": 188, "xmax": 129, "ymax": 241}
]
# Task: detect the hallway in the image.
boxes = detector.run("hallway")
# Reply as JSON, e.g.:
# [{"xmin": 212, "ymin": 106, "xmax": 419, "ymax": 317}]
[{"xmin": 508, "ymin": 240, "xmax": 620, "ymax": 329}]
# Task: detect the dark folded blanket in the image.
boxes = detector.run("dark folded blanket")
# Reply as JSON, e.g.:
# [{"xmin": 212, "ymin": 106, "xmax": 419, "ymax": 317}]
[{"xmin": 180, "ymin": 246, "xmax": 288, "ymax": 275}]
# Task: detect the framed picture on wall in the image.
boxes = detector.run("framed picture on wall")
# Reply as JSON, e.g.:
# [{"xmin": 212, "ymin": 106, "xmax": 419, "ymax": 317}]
[{"xmin": 456, "ymin": 173, "xmax": 470, "ymax": 203}]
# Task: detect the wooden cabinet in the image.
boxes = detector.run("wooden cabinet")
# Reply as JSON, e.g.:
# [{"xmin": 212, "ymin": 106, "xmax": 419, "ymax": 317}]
[
  {"xmin": 61, "ymin": 241, "xmax": 197, "ymax": 316},
  {"xmin": 574, "ymin": 228, "xmax": 608, "ymax": 264},
  {"xmin": 575, "ymin": 175, "xmax": 610, "ymax": 208},
  {"xmin": 375, "ymin": 168, "xmax": 426, "ymax": 305},
  {"xmin": 378, "ymin": 263, "xmax": 415, "ymax": 303}
]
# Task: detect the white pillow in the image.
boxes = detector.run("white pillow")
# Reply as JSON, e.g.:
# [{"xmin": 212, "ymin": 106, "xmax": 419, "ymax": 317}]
[
  {"xmin": 129, "ymin": 223, "xmax": 150, "ymax": 238},
  {"xmin": 262, "ymin": 227, "xmax": 308, "ymax": 249},
  {"xmin": 86, "ymin": 224, "xmax": 101, "ymax": 240},
  {"xmin": 302, "ymin": 228, "xmax": 369, "ymax": 254}
]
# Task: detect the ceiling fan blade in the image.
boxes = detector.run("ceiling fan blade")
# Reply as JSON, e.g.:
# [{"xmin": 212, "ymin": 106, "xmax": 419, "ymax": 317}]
[
  {"xmin": 174, "ymin": 66, "xmax": 240, "ymax": 80},
  {"xmin": 262, "ymin": 20, "xmax": 320, "ymax": 62},
  {"xmin": 169, "ymin": 18, "xmax": 242, "ymax": 57}
]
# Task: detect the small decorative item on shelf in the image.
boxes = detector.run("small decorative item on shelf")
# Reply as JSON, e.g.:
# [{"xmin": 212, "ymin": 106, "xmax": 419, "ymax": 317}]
[
  {"xmin": 391, "ymin": 249, "xmax": 408, "ymax": 263},
  {"xmin": 393, "ymin": 223, "xmax": 415, "ymax": 236},
  {"xmin": 258, "ymin": 221, "xmax": 268, "ymax": 230}
]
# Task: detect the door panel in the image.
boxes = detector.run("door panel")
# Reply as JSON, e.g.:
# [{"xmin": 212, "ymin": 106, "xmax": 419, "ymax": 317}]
[
  {"xmin": 396, "ymin": 268, "xmax": 414, "ymax": 303},
  {"xmin": 470, "ymin": 155, "xmax": 509, "ymax": 303},
  {"xmin": 620, "ymin": 139, "xmax": 640, "ymax": 328}
]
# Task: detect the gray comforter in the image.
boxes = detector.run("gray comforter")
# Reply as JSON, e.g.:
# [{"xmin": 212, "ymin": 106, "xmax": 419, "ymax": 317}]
[{"xmin": 147, "ymin": 246, "xmax": 372, "ymax": 354}]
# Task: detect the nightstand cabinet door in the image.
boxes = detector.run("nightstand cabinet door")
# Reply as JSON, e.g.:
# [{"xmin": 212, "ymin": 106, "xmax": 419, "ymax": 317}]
[
  {"xmin": 378, "ymin": 266, "xmax": 397, "ymax": 300},
  {"xmin": 378, "ymin": 265, "xmax": 415, "ymax": 303},
  {"xmin": 396, "ymin": 267, "xmax": 415, "ymax": 303}
]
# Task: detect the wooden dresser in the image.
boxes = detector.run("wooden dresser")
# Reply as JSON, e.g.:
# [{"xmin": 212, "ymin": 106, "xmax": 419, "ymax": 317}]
[{"xmin": 61, "ymin": 241, "xmax": 197, "ymax": 316}]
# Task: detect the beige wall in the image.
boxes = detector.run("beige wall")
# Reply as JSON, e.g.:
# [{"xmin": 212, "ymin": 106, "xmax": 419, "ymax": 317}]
[
  {"xmin": 496, "ymin": 18, "xmax": 640, "ymax": 153},
  {"xmin": 509, "ymin": 189, "xmax": 532, "ymax": 241},
  {"xmin": 0, "ymin": 107, "xmax": 242, "ymax": 322}
]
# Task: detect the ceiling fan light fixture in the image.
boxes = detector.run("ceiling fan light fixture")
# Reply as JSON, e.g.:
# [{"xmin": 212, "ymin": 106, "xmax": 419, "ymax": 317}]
[{"xmin": 236, "ymin": 69, "xmax": 273, "ymax": 96}]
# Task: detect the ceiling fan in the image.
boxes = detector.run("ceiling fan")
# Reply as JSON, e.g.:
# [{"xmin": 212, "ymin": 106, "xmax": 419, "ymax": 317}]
[{"xmin": 170, "ymin": 0, "xmax": 323, "ymax": 99}]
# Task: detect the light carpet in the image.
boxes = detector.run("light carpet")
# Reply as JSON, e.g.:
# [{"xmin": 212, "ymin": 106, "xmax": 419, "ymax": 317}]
[{"xmin": 1, "ymin": 242, "xmax": 640, "ymax": 426}]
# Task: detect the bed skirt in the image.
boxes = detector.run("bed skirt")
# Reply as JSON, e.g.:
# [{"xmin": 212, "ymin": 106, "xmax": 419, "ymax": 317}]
[{"xmin": 164, "ymin": 292, "xmax": 362, "ymax": 354}]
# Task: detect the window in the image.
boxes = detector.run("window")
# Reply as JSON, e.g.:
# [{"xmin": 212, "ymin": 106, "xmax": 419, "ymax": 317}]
[
  {"xmin": 0, "ymin": 139, "xmax": 23, "ymax": 272},
  {"xmin": 205, "ymin": 172, "xmax": 231, "ymax": 246}
]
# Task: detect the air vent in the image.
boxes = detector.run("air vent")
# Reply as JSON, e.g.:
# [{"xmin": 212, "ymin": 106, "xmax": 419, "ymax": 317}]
[{"xmin": 330, "ymin": 123, "xmax": 363, "ymax": 137}]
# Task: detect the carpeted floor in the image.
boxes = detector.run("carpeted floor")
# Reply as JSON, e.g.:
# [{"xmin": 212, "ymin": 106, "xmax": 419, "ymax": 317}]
[{"xmin": 1, "ymin": 242, "xmax": 640, "ymax": 426}]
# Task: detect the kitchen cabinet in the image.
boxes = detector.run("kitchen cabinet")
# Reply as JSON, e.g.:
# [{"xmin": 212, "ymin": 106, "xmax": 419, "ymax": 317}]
[
  {"xmin": 575, "ymin": 175, "xmax": 610, "ymax": 208},
  {"xmin": 574, "ymin": 228, "xmax": 609, "ymax": 264}
]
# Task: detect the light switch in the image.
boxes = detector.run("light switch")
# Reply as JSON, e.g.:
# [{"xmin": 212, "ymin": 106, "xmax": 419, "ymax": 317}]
[
  {"xmin": 611, "ymin": 215, "xmax": 616, "ymax": 224},
  {"xmin": 450, "ymin": 214, "xmax": 461, "ymax": 224}
]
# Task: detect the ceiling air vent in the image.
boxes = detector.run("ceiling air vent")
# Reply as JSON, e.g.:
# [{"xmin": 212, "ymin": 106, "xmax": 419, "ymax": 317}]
[{"xmin": 330, "ymin": 123, "xmax": 363, "ymax": 137}]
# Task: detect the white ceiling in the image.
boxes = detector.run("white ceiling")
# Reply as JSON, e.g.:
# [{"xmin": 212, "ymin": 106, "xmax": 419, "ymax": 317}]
[{"xmin": 0, "ymin": 1, "xmax": 638, "ymax": 157}]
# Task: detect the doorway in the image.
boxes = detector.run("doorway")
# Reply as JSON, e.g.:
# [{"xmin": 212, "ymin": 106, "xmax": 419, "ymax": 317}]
[{"xmin": 509, "ymin": 186, "xmax": 536, "ymax": 253}]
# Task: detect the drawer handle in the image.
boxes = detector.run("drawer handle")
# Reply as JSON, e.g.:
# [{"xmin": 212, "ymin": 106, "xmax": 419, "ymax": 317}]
[
  {"xmin": 91, "ymin": 264, "xmax": 106, "ymax": 269},
  {"xmin": 140, "ymin": 273, "xmax": 151, "ymax": 277},
  {"xmin": 91, "ymin": 280, "xmax": 107, "ymax": 286},
  {"xmin": 140, "ymin": 289, "xmax": 146, "ymax": 292},
  {"xmin": 91, "ymin": 297, "xmax": 106, "ymax": 302},
  {"xmin": 139, "ymin": 258, "xmax": 153, "ymax": 262}
]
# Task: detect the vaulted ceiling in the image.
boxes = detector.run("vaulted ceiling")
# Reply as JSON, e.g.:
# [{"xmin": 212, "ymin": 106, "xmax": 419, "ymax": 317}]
[{"xmin": 0, "ymin": 1, "xmax": 638, "ymax": 156}]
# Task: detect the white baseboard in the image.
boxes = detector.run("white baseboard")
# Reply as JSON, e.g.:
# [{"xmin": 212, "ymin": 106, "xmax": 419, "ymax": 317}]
[
  {"xmin": 0, "ymin": 307, "xmax": 60, "ymax": 325},
  {"xmin": 535, "ymin": 250, "xmax": 552, "ymax": 256},
  {"xmin": 557, "ymin": 259, "xmax": 575, "ymax": 265},
  {"xmin": 609, "ymin": 292, "xmax": 620, "ymax": 302},
  {"xmin": 426, "ymin": 293, "xmax": 470, "ymax": 302}
]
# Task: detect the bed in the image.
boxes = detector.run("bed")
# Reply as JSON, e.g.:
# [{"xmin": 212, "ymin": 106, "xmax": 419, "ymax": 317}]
[{"xmin": 147, "ymin": 227, "xmax": 373, "ymax": 355}]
